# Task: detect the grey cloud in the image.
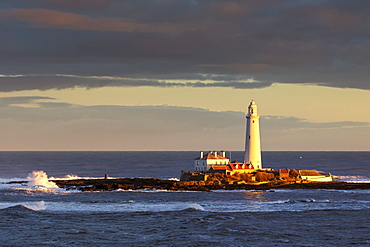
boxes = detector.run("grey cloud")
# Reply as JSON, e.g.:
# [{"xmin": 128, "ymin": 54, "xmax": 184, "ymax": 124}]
[
  {"xmin": 1, "ymin": 0, "xmax": 370, "ymax": 90},
  {"xmin": 0, "ymin": 103, "xmax": 246, "ymax": 151},
  {"xmin": 0, "ymin": 101, "xmax": 244, "ymax": 127},
  {"xmin": 0, "ymin": 101, "xmax": 368, "ymax": 150},
  {"xmin": 0, "ymin": 96, "xmax": 55, "ymax": 107},
  {"xmin": 261, "ymin": 116, "xmax": 370, "ymax": 131},
  {"xmin": 260, "ymin": 115, "xmax": 370, "ymax": 151},
  {"xmin": 1, "ymin": 99, "xmax": 368, "ymax": 131},
  {"xmin": 36, "ymin": 102, "xmax": 75, "ymax": 108}
]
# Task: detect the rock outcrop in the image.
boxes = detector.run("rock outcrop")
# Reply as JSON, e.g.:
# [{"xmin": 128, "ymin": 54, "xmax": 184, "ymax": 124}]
[{"xmin": 51, "ymin": 178, "xmax": 370, "ymax": 191}]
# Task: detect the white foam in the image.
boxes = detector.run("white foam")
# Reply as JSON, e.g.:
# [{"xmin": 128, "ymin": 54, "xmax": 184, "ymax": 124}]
[
  {"xmin": 27, "ymin": 171, "xmax": 58, "ymax": 188},
  {"xmin": 267, "ymin": 200, "xmax": 291, "ymax": 204},
  {"xmin": 186, "ymin": 203, "xmax": 205, "ymax": 211},
  {"xmin": 7, "ymin": 186, "xmax": 77, "ymax": 194},
  {"xmin": 25, "ymin": 201, "xmax": 46, "ymax": 210},
  {"xmin": 50, "ymin": 175, "xmax": 106, "ymax": 180},
  {"xmin": 336, "ymin": 175, "xmax": 370, "ymax": 183}
]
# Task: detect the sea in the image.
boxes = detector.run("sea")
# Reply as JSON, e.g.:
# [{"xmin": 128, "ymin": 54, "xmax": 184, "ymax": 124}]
[{"xmin": 0, "ymin": 151, "xmax": 369, "ymax": 247}]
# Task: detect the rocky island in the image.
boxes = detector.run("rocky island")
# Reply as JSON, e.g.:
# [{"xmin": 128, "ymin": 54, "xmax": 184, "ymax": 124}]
[{"xmin": 51, "ymin": 174, "xmax": 370, "ymax": 192}]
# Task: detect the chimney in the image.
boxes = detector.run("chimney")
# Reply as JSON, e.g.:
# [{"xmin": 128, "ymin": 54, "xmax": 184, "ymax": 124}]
[
  {"xmin": 221, "ymin": 150, "xmax": 226, "ymax": 157},
  {"xmin": 214, "ymin": 151, "xmax": 217, "ymax": 156},
  {"xmin": 200, "ymin": 151, "xmax": 204, "ymax": 159}
]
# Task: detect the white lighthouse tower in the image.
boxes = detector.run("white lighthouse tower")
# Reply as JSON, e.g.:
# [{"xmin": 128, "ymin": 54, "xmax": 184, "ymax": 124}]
[{"xmin": 244, "ymin": 100, "xmax": 262, "ymax": 169}]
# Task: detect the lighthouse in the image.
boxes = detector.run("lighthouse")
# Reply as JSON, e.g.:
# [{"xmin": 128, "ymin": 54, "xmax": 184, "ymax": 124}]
[{"xmin": 244, "ymin": 100, "xmax": 262, "ymax": 169}]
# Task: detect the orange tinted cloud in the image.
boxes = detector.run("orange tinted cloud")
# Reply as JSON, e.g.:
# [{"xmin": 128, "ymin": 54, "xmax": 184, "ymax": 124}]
[
  {"xmin": 0, "ymin": 8, "xmax": 201, "ymax": 33},
  {"xmin": 213, "ymin": 2, "xmax": 250, "ymax": 19}
]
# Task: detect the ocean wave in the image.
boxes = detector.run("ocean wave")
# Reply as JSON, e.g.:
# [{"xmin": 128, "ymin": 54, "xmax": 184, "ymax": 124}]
[
  {"xmin": 267, "ymin": 200, "xmax": 291, "ymax": 204},
  {"xmin": 8, "ymin": 186, "xmax": 75, "ymax": 194},
  {"xmin": 336, "ymin": 175, "xmax": 370, "ymax": 182},
  {"xmin": 0, "ymin": 201, "xmax": 46, "ymax": 211},
  {"xmin": 185, "ymin": 203, "xmax": 205, "ymax": 211},
  {"xmin": 11, "ymin": 201, "xmax": 207, "ymax": 213},
  {"xmin": 0, "ymin": 199, "xmax": 366, "ymax": 213},
  {"xmin": 0, "ymin": 204, "xmax": 34, "ymax": 211}
]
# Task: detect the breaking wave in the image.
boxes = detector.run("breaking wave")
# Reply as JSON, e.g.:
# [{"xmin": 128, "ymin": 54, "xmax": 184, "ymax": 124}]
[{"xmin": 27, "ymin": 171, "xmax": 58, "ymax": 188}]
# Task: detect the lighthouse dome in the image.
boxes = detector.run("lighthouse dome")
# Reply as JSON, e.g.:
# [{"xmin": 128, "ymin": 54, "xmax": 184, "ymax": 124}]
[
  {"xmin": 248, "ymin": 101, "xmax": 258, "ymax": 116},
  {"xmin": 248, "ymin": 101, "xmax": 257, "ymax": 108}
]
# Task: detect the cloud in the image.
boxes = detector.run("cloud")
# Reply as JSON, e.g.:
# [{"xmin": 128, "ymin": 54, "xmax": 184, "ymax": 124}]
[
  {"xmin": 260, "ymin": 115, "xmax": 370, "ymax": 151},
  {"xmin": 0, "ymin": 100, "xmax": 245, "ymax": 150},
  {"xmin": 0, "ymin": 8, "xmax": 202, "ymax": 33},
  {"xmin": 261, "ymin": 116, "xmax": 370, "ymax": 131},
  {"xmin": 39, "ymin": 0, "xmax": 114, "ymax": 11},
  {"xmin": 0, "ymin": 98, "xmax": 369, "ymax": 151},
  {"xmin": 1, "ymin": 0, "xmax": 370, "ymax": 91},
  {"xmin": 0, "ymin": 96, "xmax": 55, "ymax": 107}
]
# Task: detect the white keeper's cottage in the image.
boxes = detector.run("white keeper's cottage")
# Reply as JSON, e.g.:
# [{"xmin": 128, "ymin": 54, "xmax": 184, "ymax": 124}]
[
  {"xmin": 193, "ymin": 150, "xmax": 256, "ymax": 176},
  {"xmin": 194, "ymin": 151, "xmax": 229, "ymax": 172}
]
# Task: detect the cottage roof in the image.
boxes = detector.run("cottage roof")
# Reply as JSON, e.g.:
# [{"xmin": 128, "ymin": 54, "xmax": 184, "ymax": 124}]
[
  {"xmin": 210, "ymin": 165, "xmax": 231, "ymax": 171},
  {"xmin": 231, "ymin": 160, "xmax": 243, "ymax": 164},
  {"xmin": 194, "ymin": 152, "xmax": 229, "ymax": 160}
]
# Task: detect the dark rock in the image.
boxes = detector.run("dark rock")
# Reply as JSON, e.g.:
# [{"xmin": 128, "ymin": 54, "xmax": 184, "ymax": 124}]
[{"xmin": 51, "ymin": 178, "xmax": 370, "ymax": 192}]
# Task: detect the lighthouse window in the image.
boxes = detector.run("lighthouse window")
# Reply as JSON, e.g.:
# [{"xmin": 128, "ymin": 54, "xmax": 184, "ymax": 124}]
[{"xmin": 253, "ymin": 120, "xmax": 255, "ymax": 123}]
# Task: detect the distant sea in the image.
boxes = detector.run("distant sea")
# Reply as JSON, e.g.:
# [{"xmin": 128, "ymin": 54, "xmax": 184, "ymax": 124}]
[{"xmin": 1, "ymin": 151, "xmax": 370, "ymax": 246}]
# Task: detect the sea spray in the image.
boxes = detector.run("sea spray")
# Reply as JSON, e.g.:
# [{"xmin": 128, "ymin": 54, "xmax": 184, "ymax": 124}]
[{"xmin": 27, "ymin": 171, "xmax": 58, "ymax": 188}]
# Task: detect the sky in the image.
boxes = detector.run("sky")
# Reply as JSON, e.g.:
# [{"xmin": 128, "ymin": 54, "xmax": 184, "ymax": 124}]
[{"xmin": 0, "ymin": 0, "xmax": 369, "ymax": 151}]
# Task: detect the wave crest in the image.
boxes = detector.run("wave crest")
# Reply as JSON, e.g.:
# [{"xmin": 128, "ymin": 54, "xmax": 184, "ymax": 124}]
[{"xmin": 27, "ymin": 171, "xmax": 58, "ymax": 188}]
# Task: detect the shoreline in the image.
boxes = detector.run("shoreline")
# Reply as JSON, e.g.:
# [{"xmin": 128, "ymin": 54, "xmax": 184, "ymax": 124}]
[{"xmin": 50, "ymin": 178, "xmax": 370, "ymax": 191}]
